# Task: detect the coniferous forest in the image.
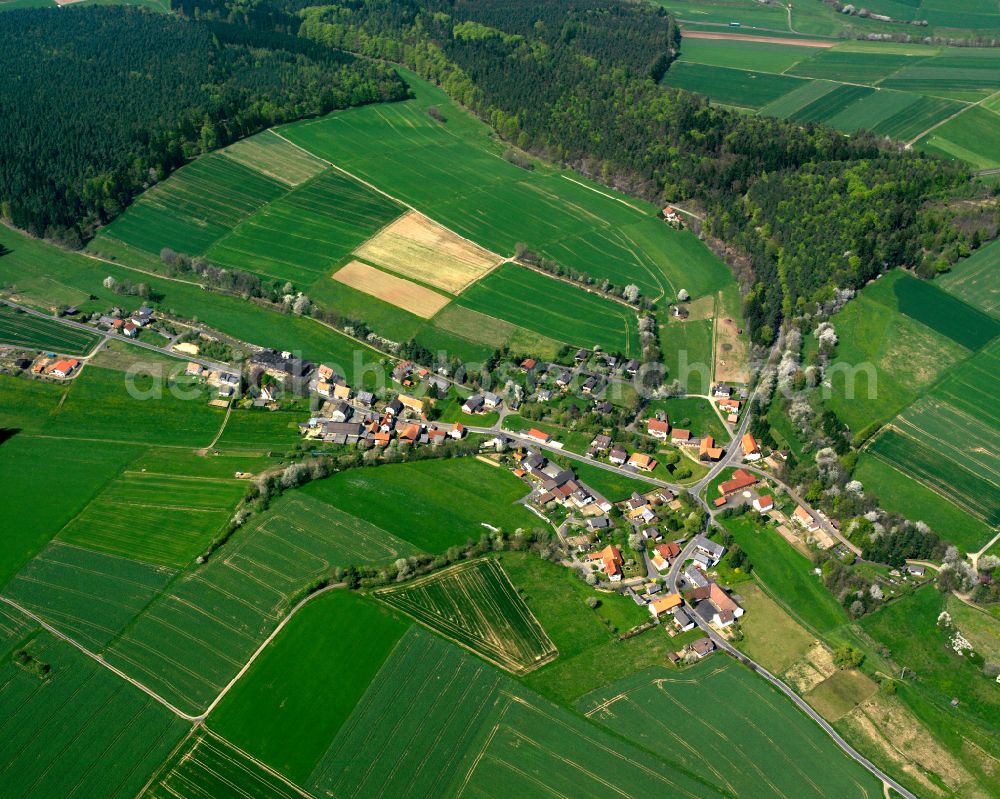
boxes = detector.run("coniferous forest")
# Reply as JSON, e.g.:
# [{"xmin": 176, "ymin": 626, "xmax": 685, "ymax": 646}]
[{"xmin": 0, "ymin": 7, "xmax": 406, "ymax": 246}]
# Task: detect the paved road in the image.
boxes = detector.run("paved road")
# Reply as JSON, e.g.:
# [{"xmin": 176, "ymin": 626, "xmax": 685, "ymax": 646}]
[{"xmin": 2, "ymin": 298, "xmax": 235, "ymax": 374}]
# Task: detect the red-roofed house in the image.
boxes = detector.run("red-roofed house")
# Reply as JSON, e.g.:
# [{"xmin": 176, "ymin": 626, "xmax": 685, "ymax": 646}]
[
  {"xmin": 671, "ymin": 429, "xmax": 692, "ymax": 446},
  {"xmin": 753, "ymin": 495, "xmax": 774, "ymax": 513},
  {"xmin": 48, "ymin": 358, "xmax": 79, "ymax": 378},
  {"xmin": 793, "ymin": 505, "xmax": 818, "ymax": 531},
  {"xmin": 719, "ymin": 468, "xmax": 757, "ymax": 497},
  {"xmin": 588, "ymin": 544, "xmax": 624, "ymax": 582},
  {"xmin": 741, "ymin": 433, "xmax": 761, "ymax": 461},
  {"xmin": 526, "ymin": 428, "xmax": 551, "ymax": 444},
  {"xmin": 647, "ymin": 418, "xmax": 670, "ymax": 440},
  {"xmin": 449, "ymin": 423, "xmax": 465, "ymax": 439},
  {"xmin": 627, "ymin": 452, "xmax": 657, "ymax": 472}
]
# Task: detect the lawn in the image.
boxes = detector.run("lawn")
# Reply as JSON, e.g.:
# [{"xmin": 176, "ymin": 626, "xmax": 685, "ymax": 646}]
[
  {"xmin": 0, "ymin": 631, "xmax": 189, "ymax": 799},
  {"xmin": 105, "ymin": 491, "xmax": 419, "ymax": 715},
  {"xmin": 144, "ymin": 730, "xmax": 313, "ymax": 799},
  {"xmin": 375, "ymin": 558, "xmax": 557, "ymax": 675},
  {"xmin": 0, "ymin": 304, "xmax": 101, "ymax": 353},
  {"xmin": 578, "ymin": 659, "xmax": 884, "ymax": 799},
  {"xmin": 58, "ymin": 470, "xmax": 247, "ymax": 567},
  {"xmin": 661, "ymin": 318, "xmax": 714, "ymax": 394},
  {"xmin": 720, "ymin": 514, "xmax": 849, "ymax": 635},
  {"xmin": 2, "ymin": 542, "xmax": 175, "ymax": 651},
  {"xmin": 938, "ymin": 237, "xmax": 1000, "ymax": 318},
  {"xmin": 855, "ymin": 453, "xmax": 995, "ymax": 552},
  {"xmin": 646, "ymin": 396, "xmax": 726, "ymax": 441},
  {"xmin": 208, "ymin": 590, "xmax": 411, "ymax": 784},
  {"xmin": 562, "ymin": 458, "xmax": 656, "ymax": 502},
  {"xmin": 735, "ymin": 581, "xmax": 816, "ymax": 674},
  {"xmin": 456, "ymin": 263, "xmax": 640, "ymax": 356},
  {"xmin": 302, "ymin": 457, "xmax": 537, "ymax": 552}
]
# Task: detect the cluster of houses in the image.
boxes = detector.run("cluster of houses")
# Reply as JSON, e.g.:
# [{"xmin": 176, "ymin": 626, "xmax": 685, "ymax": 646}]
[
  {"xmin": 184, "ymin": 362, "xmax": 241, "ymax": 398},
  {"xmin": 96, "ymin": 305, "xmax": 154, "ymax": 339},
  {"xmin": 712, "ymin": 383, "xmax": 747, "ymax": 425},
  {"xmin": 517, "ymin": 449, "xmax": 613, "ymax": 516},
  {"xmin": 588, "ymin": 431, "xmax": 659, "ymax": 473},
  {"xmin": 31, "ymin": 356, "xmax": 80, "ymax": 378}
]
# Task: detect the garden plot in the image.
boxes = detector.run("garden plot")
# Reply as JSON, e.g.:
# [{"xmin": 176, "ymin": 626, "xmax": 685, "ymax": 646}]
[{"xmin": 354, "ymin": 210, "xmax": 502, "ymax": 293}]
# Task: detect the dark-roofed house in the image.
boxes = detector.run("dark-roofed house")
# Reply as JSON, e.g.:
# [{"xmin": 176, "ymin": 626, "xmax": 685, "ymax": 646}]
[
  {"xmin": 692, "ymin": 534, "xmax": 725, "ymax": 566},
  {"xmin": 462, "ymin": 394, "xmax": 484, "ymax": 414},
  {"xmin": 385, "ymin": 398, "xmax": 404, "ymax": 416},
  {"xmin": 689, "ymin": 582, "xmax": 744, "ymax": 627},
  {"xmin": 689, "ymin": 638, "xmax": 715, "ymax": 658},
  {"xmin": 609, "ymin": 445, "xmax": 627, "ymax": 465}
]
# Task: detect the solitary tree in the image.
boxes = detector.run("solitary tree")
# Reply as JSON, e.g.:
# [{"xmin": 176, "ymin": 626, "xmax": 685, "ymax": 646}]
[{"xmin": 677, "ymin": 288, "xmax": 689, "ymax": 302}]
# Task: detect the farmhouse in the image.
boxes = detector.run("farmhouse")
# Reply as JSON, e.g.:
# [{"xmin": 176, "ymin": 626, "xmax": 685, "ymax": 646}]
[
  {"xmin": 741, "ymin": 433, "xmax": 761, "ymax": 461},
  {"xmin": 317, "ymin": 364, "xmax": 335, "ymax": 382},
  {"xmin": 385, "ymin": 398, "xmax": 404, "ymax": 416},
  {"xmin": 250, "ymin": 349, "xmax": 312, "ymax": 379},
  {"xmin": 793, "ymin": 505, "xmax": 818, "ymax": 531},
  {"xmin": 47, "ymin": 358, "xmax": 79, "ymax": 377},
  {"xmin": 588, "ymin": 544, "xmax": 624, "ymax": 582},
  {"xmin": 555, "ymin": 370, "xmax": 572, "ymax": 387},
  {"xmin": 718, "ymin": 398, "xmax": 741, "ymax": 415},
  {"xmin": 627, "ymin": 452, "xmax": 657, "ymax": 472},
  {"xmin": 699, "ymin": 436, "xmax": 723, "ymax": 462},
  {"xmin": 671, "ymin": 429, "xmax": 692, "ymax": 445},
  {"xmin": 647, "ymin": 418, "xmax": 670, "ymax": 439},
  {"xmin": 398, "ymin": 394, "xmax": 425, "ymax": 415},
  {"xmin": 329, "ymin": 402, "xmax": 352, "ymax": 423},
  {"xmin": 649, "ymin": 593, "xmax": 682, "ymax": 619},
  {"xmin": 672, "ymin": 608, "xmax": 695, "ymax": 632},
  {"xmin": 462, "ymin": 394, "xmax": 485, "ymax": 414},
  {"xmin": 753, "ymin": 495, "xmax": 774, "ymax": 513},
  {"xmin": 185, "ymin": 362, "xmax": 202, "ymax": 377},
  {"xmin": 449, "ymin": 423, "xmax": 465, "ymax": 439},
  {"xmin": 689, "ymin": 582, "xmax": 743, "ymax": 628},
  {"xmin": 692, "ymin": 534, "xmax": 726, "ymax": 566},
  {"xmin": 122, "ymin": 321, "xmax": 138, "ymax": 338},
  {"xmin": 623, "ymin": 359, "xmax": 640, "ymax": 376},
  {"xmin": 581, "ymin": 375, "xmax": 598, "ymax": 394},
  {"xmin": 719, "ymin": 469, "xmax": 757, "ymax": 497}
]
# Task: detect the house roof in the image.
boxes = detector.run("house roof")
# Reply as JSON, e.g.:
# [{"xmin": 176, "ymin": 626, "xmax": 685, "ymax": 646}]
[
  {"xmin": 741, "ymin": 432, "xmax": 759, "ymax": 454},
  {"xmin": 719, "ymin": 468, "xmax": 757, "ymax": 496},
  {"xmin": 627, "ymin": 452, "xmax": 656, "ymax": 470},
  {"xmin": 699, "ymin": 435, "xmax": 714, "ymax": 455},
  {"xmin": 755, "ymin": 495, "xmax": 774, "ymax": 509},
  {"xmin": 793, "ymin": 505, "xmax": 815, "ymax": 525},
  {"xmin": 49, "ymin": 358, "xmax": 79, "ymax": 373},
  {"xmin": 647, "ymin": 418, "xmax": 670, "ymax": 434},
  {"xmin": 651, "ymin": 594, "xmax": 682, "ymax": 615},
  {"xmin": 656, "ymin": 542, "xmax": 681, "ymax": 559},
  {"xmin": 527, "ymin": 428, "xmax": 551, "ymax": 442},
  {"xmin": 671, "ymin": 429, "xmax": 691, "ymax": 441}
]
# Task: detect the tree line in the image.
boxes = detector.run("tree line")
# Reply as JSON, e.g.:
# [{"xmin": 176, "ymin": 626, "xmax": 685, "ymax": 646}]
[{"xmin": 0, "ymin": 6, "xmax": 407, "ymax": 245}]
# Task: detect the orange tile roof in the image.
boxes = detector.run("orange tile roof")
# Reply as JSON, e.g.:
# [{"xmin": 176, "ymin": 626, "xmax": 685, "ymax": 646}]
[
  {"xmin": 627, "ymin": 452, "xmax": 657, "ymax": 471},
  {"xmin": 672, "ymin": 429, "xmax": 691, "ymax": 441},
  {"xmin": 651, "ymin": 593, "xmax": 682, "ymax": 615},
  {"xmin": 647, "ymin": 418, "xmax": 670, "ymax": 434},
  {"xmin": 528, "ymin": 428, "xmax": 550, "ymax": 443},
  {"xmin": 741, "ymin": 433, "xmax": 759, "ymax": 454},
  {"xmin": 719, "ymin": 468, "xmax": 757, "ymax": 496}
]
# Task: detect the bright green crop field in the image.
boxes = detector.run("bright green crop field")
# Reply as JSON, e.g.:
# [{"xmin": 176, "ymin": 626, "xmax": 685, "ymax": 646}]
[
  {"xmin": 302, "ymin": 457, "xmax": 537, "ymax": 552},
  {"xmin": 0, "ymin": 631, "xmax": 189, "ymax": 799},
  {"xmin": 209, "ymin": 590, "xmax": 411, "ymax": 783},
  {"xmin": 578, "ymin": 659, "xmax": 884, "ymax": 799},
  {"xmin": 456, "ymin": 263, "xmax": 640, "ymax": 355},
  {"xmin": 938, "ymin": 237, "xmax": 1000, "ymax": 318}
]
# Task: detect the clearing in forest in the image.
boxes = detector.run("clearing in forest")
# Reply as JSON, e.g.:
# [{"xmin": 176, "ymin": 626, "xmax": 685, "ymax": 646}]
[
  {"xmin": 354, "ymin": 210, "xmax": 502, "ymax": 293},
  {"xmin": 374, "ymin": 558, "xmax": 557, "ymax": 675},
  {"xmin": 333, "ymin": 259, "xmax": 451, "ymax": 318}
]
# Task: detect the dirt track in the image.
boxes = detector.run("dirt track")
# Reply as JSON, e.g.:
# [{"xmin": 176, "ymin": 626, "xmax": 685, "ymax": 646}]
[{"xmin": 681, "ymin": 30, "xmax": 836, "ymax": 48}]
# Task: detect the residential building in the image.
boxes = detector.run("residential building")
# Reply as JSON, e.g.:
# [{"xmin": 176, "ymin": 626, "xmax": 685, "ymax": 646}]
[
  {"xmin": 525, "ymin": 428, "xmax": 551, "ymax": 444},
  {"xmin": 684, "ymin": 565, "xmax": 709, "ymax": 589},
  {"xmin": 647, "ymin": 418, "xmax": 670, "ymax": 440},
  {"xmin": 587, "ymin": 544, "xmax": 624, "ymax": 582},
  {"xmin": 672, "ymin": 608, "xmax": 695, "ymax": 632},
  {"xmin": 399, "ymin": 394, "xmax": 425, "ymax": 415},
  {"xmin": 385, "ymin": 398, "xmax": 404, "ymax": 416},
  {"xmin": 48, "ymin": 358, "xmax": 79, "ymax": 377},
  {"xmin": 741, "ymin": 432, "xmax": 761, "ymax": 461},
  {"xmin": 793, "ymin": 505, "xmax": 818, "ymax": 531},
  {"xmin": 692, "ymin": 534, "xmax": 726, "ymax": 566},
  {"xmin": 627, "ymin": 452, "xmax": 657, "ymax": 472},
  {"xmin": 671, "ymin": 429, "xmax": 692, "ymax": 446},
  {"xmin": 712, "ymin": 384, "xmax": 732, "ymax": 399},
  {"xmin": 609, "ymin": 446, "xmax": 627, "ymax": 465},
  {"xmin": 718, "ymin": 398, "xmax": 741, "ymax": 415},
  {"xmin": 689, "ymin": 638, "xmax": 715, "ymax": 658},
  {"xmin": 699, "ymin": 435, "xmax": 723, "ymax": 462},
  {"xmin": 462, "ymin": 394, "xmax": 484, "ymax": 414},
  {"xmin": 449, "ymin": 423, "xmax": 465, "ymax": 439},
  {"xmin": 483, "ymin": 392, "xmax": 501, "ymax": 409},
  {"xmin": 656, "ymin": 542, "xmax": 681, "ymax": 561},
  {"xmin": 753, "ymin": 495, "xmax": 774, "ymax": 513},
  {"xmin": 649, "ymin": 593, "xmax": 682, "ymax": 619},
  {"xmin": 689, "ymin": 582, "xmax": 744, "ymax": 627}
]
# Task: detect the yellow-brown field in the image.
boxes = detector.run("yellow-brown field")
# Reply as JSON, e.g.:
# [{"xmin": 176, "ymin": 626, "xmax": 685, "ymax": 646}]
[
  {"xmin": 354, "ymin": 210, "xmax": 502, "ymax": 293},
  {"xmin": 332, "ymin": 260, "xmax": 451, "ymax": 319}
]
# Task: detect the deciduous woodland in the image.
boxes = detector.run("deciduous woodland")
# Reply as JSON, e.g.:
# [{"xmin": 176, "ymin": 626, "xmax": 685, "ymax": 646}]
[{"xmin": 0, "ymin": 7, "xmax": 405, "ymax": 245}]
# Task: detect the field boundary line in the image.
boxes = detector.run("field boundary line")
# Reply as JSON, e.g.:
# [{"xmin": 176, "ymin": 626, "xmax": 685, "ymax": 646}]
[
  {"xmin": 198, "ymin": 582, "xmax": 345, "ymax": 720},
  {"xmin": 199, "ymin": 728, "xmax": 316, "ymax": 798},
  {"xmin": 559, "ymin": 175, "xmax": 648, "ymax": 214},
  {"xmin": 907, "ymin": 87, "xmax": 1000, "ymax": 148},
  {"xmin": 0, "ymin": 595, "xmax": 200, "ymax": 721},
  {"xmin": 131, "ymin": 725, "xmax": 198, "ymax": 799}
]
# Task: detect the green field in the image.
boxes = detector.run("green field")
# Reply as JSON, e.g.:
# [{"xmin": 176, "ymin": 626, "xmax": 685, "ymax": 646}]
[
  {"xmin": 307, "ymin": 627, "xmax": 723, "ymax": 799},
  {"xmin": 938, "ymin": 238, "xmax": 1000, "ymax": 317},
  {"xmin": 98, "ymin": 153, "xmax": 286, "ymax": 257},
  {"xmin": 302, "ymin": 457, "xmax": 537, "ymax": 552},
  {"xmin": 579, "ymin": 659, "xmax": 884, "ymax": 799},
  {"xmin": 219, "ymin": 129, "xmax": 327, "ymax": 186},
  {"xmin": 0, "ymin": 630, "xmax": 188, "ymax": 799},
  {"xmin": 208, "ymin": 590, "xmax": 410, "ymax": 783},
  {"xmin": 919, "ymin": 105, "xmax": 1000, "ymax": 170},
  {"xmin": 661, "ymin": 61, "xmax": 806, "ymax": 108},
  {"xmin": 661, "ymin": 318, "xmax": 714, "ymax": 394},
  {"xmin": 280, "ymin": 69, "xmax": 733, "ymax": 306},
  {"xmin": 855, "ymin": 454, "xmax": 995, "ymax": 553},
  {"xmin": 2, "ymin": 542, "xmax": 174, "ymax": 650},
  {"xmin": 375, "ymin": 558, "xmax": 557, "ymax": 675},
  {"xmin": 205, "ymin": 168, "xmax": 404, "ymax": 289},
  {"xmin": 0, "ymin": 304, "xmax": 101, "ymax": 353},
  {"xmin": 721, "ymin": 515, "xmax": 849, "ymax": 635},
  {"xmin": 144, "ymin": 730, "xmax": 313, "ymax": 799},
  {"xmin": 105, "ymin": 491, "xmax": 420, "ymax": 714},
  {"xmin": 824, "ymin": 271, "xmax": 972, "ymax": 431},
  {"xmin": 676, "ymin": 37, "xmax": 813, "ymax": 72},
  {"xmin": 0, "ymin": 432, "xmax": 143, "ymax": 587},
  {"xmin": 456, "ymin": 263, "xmax": 640, "ymax": 355},
  {"xmin": 58, "ymin": 470, "xmax": 247, "ymax": 567},
  {"xmin": 215, "ymin": 408, "xmax": 307, "ymax": 452}
]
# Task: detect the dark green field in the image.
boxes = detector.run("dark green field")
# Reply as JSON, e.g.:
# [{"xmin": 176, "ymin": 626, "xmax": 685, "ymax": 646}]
[
  {"xmin": 661, "ymin": 61, "xmax": 806, "ymax": 108},
  {"xmin": 0, "ymin": 304, "xmax": 101, "ymax": 353}
]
